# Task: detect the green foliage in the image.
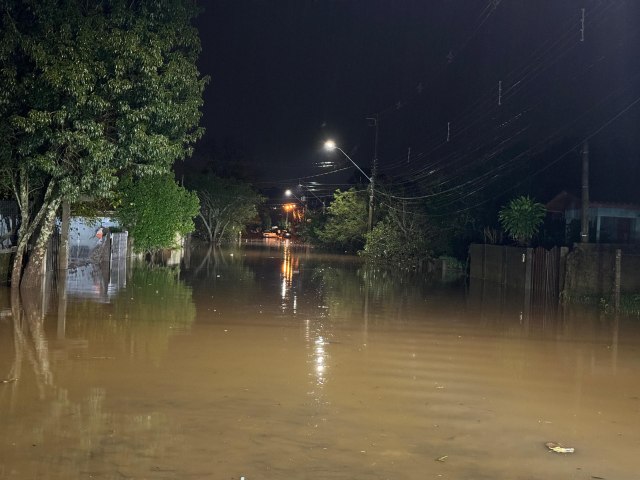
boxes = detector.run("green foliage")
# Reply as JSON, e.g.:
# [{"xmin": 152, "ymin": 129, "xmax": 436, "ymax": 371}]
[
  {"xmin": 187, "ymin": 174, "xmax": 264, "ymax": 244},
  {"xmin": 317, "ymin": 188, "xmax": 368, "ymax": 252},
  {"xmin": 563, "ymin": 292, "xmax": 640, "ymax": 317},
  {"xmin": 361, "ymin": 210, "xmax": 432, "ymax": 269},
  {"xmin": 498, "ymin": 195, "xmax": 546, "ymax": 245},
  {"xmin": 296, "ymin": 209, "xmax": 327, "ymax": 245},
  {"xmin": 71, "ymin": 197, "xmax": 119, "ymax": 218},
  {"xmin": 0, "ymin": 0, "xmax": 207, "ymax": 283},
  {"xmin": 1, "ymin": 0, "xmax": 206, "ymax": 199},
  {"xmin": 117, "ymin": 175, "xmax": 199, "ymax": 253}
]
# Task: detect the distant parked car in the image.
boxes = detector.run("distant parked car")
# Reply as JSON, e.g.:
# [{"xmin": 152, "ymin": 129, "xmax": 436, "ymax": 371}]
[{"xmin": 262, "ymin": 231, "xmax": 278, "ymax": 238}]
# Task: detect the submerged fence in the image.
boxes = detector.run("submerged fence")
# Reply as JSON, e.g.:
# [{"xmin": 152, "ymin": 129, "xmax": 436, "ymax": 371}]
[
  {"xmin": 531, "ymin": 246, "xmax": 562, "ymax": 305},
  {"xmin": 469, "ymin": 244, "xmax": 567, "ymax": 307},
  {"xmin": 470, "ymin": 243, "xmax": 640, "ymax": 307},
  {"xmin": 564, "ymin": 244, "xmax": 640, "ymax": 303}
]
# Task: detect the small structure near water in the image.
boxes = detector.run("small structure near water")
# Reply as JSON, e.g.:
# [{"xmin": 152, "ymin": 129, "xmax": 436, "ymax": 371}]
[{"xmin": 546, "ymin": 191, "xmax": 640, "ymax": 244}]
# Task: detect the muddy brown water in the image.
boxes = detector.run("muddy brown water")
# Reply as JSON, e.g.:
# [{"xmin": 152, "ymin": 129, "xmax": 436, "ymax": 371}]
[{"xmin": 1, "ymin": 243, "xmax": 639, "ymax": 479}]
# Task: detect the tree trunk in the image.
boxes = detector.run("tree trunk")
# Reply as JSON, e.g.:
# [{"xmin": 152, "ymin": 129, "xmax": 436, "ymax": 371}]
[
  {"xmin": 218, "ymin": 221, "xmax": 230, "ymax": 246},
  {"xmin": 10, "ymin": 174, "xmax": 57, "ymax": 289},
  {"xmin": 58, "ymin": 201, "xmax": 70, "ymax": 270},
  {"xmin": 10, "ymin": 236, "xmax": 28, "ymax": 290},
  {"xmin": 197, "ymin": 212, "xmax": 213, "ymax": 242},
  {"xmin": 212, "ymin": 222, "xmax": 222, "ymax": 245},
  {"xmin": 21, "ymin": 198, "xmax": 61, "ymax": 291}
]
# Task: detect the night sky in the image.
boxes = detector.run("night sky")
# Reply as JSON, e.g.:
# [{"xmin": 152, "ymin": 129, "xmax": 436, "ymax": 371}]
[{"xmin": 191, "ymin": 0, "xmax": 640, "ymax": 206}]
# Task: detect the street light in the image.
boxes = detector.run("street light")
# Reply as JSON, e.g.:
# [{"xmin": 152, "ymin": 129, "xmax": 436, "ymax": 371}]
[
  {"xmin": 324, "ymin": 139, "xmax": 374, "ymax": 231},
  {"xmin": 323, "ymin": 140, "xmax": 371, "ymax": 182},
  {"xmin": 283, "ymin": 203, "xmax": 296, "ymax": 229},
  {"xmin": 285, "ymin": 189, "xmax": 301, "ymax": 201},
  {"xmin": 285, "ymin": 189, "xmax": 306, "ymax": 217},
  {"xmin": 284, "ymin": 189, "xmax": 306, "ymax": 230}
]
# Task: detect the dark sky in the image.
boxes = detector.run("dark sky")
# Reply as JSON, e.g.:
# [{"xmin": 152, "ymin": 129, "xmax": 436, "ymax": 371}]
[{"xmin": 192, "ymin": 0, "xmax": 640, "ymax": 204}]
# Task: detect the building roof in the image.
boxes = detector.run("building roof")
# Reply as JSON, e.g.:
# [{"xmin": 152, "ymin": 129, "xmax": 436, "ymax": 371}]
[{"xmin": 546, "ymin": 191, "xmax": 640, "ymax": 213}]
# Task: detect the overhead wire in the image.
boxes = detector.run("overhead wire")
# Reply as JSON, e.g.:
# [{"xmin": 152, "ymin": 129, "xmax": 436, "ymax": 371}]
[
  {"xmin": 260, "ymin": 1, "xmax": 632, "ymax": 213},
  {"xmin": 376, "ymin": 1, "xmax": 617, "ymax": 174},
  {"xmin": 378, "ymin": 0, "xmax": 618, "ymax": 183},
  {"xmin": 375, "ymin": 91, "xmax": 640, "ymax": 219},
  {"xmin": 373, "ymin": 1, "xmax": 629, "ymax": 202}
]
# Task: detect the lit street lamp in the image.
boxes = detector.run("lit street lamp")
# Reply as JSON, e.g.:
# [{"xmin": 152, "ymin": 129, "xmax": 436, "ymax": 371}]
[
  {"xmin": 324, "ymin": 140, "xmax": 375, "ymax": 231},
  {"xmin": 285, "ymin": 189, "xmax": 306, "ymax": 217},
  {"xmin": 282, "ymin": 203, "xmax": 296, "ymax": 229},
  {"xmin": 323, "ymin": 140, "xmax": 371, "ymax": 182},
  {"xmin": 285, "ymin": 189, "xmax": 301, "ymax": 201}
]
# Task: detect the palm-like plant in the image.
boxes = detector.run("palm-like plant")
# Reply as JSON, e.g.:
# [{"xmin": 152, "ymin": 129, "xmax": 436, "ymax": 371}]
[{"xmin": 498, "ymin": 196, "xmax": 546, "ymax": 245}]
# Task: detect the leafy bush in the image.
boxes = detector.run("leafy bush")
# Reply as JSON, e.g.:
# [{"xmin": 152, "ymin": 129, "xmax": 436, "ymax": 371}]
[
  {"xmin": 117, "ymin": 175, "xmax": 199, "ymax": 254},
  {"xmin": 317, "ymin": 188, "xmax": 368, "ymax": 252},
  {"xmin": 498, "ymin": 195, "xmax": 546, "ymax": 245},
  {"xmin": 361, "ymin": 218, "xmax": 431, "ymax": 269}
]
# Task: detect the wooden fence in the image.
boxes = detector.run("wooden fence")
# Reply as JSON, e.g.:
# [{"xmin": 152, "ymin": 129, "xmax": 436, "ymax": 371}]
[
  {"xmin": 531, "ymin": 246, "xmax": 561, "ymax": 305},
  {"xmin": 469, "ymin": 244, "xmax": 567, "ymax": 307}
]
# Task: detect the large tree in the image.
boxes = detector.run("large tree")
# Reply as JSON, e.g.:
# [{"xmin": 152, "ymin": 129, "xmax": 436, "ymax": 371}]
[
  {"xmin": 189, "ymin": 174, "xmax": 264, "ymax": 245},
  {"xmin": 361, "ymin": 206, "xmax": 432, "ymax": 269},
  {"xmin": 317, "ymin": 188, "xmax": 368, "ymax": 252},
  {"xmin": 0, "ymin": 0, "xmax": 207, "ymax": 287}
]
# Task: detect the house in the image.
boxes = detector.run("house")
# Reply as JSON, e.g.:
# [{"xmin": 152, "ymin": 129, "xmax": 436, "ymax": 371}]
[
  {"xmin": 0, "ymin": 200, "xmax": 19, "ymax": 250},
  {"xmin": 546, "ymin": 191, "xmax": 640, "ymax": 244}
]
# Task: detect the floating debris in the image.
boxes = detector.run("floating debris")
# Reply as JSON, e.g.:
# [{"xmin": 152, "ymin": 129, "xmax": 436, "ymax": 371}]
[
  {"xmin": 75, "ymin": 356, "xmax": 115, "ymax": 360},
  {"xmin": 1, "ymin": 378, "xmax": 17, "ymax": 384},
  {"xmin": 545, "ymin": 442, "xmax": 575, "ymax": 454},
  {"xmin": 435, "ymin": 455, "xmax": 448, "ymax": 462}
]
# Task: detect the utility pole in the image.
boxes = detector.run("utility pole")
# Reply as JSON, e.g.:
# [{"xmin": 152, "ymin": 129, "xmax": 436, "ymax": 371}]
[
  {"xmin": 367, "ymin": 114, "xmax": 379, "ymax": 232},
  {"xmin": 580, "ymin": 140, "xmax": 589, "ymax": 243}
]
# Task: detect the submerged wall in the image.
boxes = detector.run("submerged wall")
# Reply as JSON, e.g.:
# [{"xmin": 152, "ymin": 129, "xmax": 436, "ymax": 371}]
[
  {"xmin": 564, "ymin": 244, "xmax": 640, "ymax": 296},
  {"xmin": 471, "ymin": 243, "xmax": 640, "ymax": 299}
]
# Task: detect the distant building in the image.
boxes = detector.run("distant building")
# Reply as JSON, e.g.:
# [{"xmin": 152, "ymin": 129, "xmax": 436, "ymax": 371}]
[
  {"xmin": 546, "ymin": 191, "xmax": 640, "ymax": 244},
  {"xmin": 0, "ymin": 200, "xmax": 19, "ymax": 250}
]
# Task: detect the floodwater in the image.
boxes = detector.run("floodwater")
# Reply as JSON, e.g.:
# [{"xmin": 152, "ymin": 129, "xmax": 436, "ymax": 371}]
[{"xmin": 1, "ymin": 243, "xmax": 639, "ymax": 480}]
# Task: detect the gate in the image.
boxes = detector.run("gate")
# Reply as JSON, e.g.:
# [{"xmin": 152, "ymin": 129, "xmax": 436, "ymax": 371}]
[{"xmin": 531, "ymin": 246, "xmax": 560, "ymax": 305}]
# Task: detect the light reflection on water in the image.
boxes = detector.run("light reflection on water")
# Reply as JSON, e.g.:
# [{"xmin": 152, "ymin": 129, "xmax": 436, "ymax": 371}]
[{"xmin": 0, "ymin": 244, "xmax": 639, "ymax": 479}]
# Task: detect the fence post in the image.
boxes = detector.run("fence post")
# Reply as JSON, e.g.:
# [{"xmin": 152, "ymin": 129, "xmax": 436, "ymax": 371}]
[
  {"xmin": 524, "ymin": 248, "xmax": 533, "ymax": 307},
  {"xmin": 482, "ymin": 243, "xmax": 487, "ymax": 280},
  {"xmin": 614, "ymin": 249, "xmax": 621, "ymax": 311},
  {"xmin": 502, "ymin": 246, "xmax": 508, "ymax": 286}
]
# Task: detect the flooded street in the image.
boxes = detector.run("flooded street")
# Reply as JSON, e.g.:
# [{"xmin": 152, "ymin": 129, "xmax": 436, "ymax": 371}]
[{"xmin": 1, "ymin": 243, "xmax": 639, "ymax": 480}]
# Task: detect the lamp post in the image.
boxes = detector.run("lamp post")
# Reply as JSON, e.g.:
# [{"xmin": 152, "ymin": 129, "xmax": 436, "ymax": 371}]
[
  {"xmin": 285, "ymin": 189, "xmax": 306, "ymax": 218},
  {"xmin": 282, "ymin": 203, "xmax": 295, "ymax": 229},
  {"xmin": 285, "ymin": 189, "xmax": 301, "ymax": 201},
  {"xmin": 324, "ymin": 140, "xmax": 374, "ymax": 232}
]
